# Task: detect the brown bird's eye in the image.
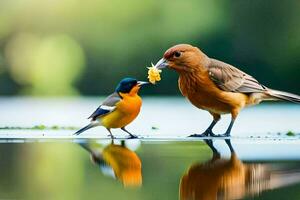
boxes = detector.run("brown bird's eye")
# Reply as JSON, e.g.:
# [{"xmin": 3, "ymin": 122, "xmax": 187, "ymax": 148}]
[{"xmin": 174, "ymin": 51, "xmax": 181, "ymax": 58}]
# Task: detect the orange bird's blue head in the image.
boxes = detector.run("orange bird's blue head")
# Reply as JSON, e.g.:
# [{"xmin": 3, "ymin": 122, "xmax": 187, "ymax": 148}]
[{"xmin": 115, "ymin": 78, "xmax": 148, "ymax": 94}]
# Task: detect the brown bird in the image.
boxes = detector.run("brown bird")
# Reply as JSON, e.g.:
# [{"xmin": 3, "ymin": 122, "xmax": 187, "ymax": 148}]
[
  {"xmin": 154, "ymin": 44, "xmax": 300, "ymax": 137},
  {"xmin": 180, "ymin": 139, "xmax": 300, "ymax": 200},
  {"xmin": 180, "ymin": 139, "xmax": 267, "ymax": 200}
]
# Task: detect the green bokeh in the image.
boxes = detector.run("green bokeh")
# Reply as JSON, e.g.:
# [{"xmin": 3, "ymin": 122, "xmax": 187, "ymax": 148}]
[{"xmin": 0, "ymin": 0, "xmax": 299, "ymax": 96}]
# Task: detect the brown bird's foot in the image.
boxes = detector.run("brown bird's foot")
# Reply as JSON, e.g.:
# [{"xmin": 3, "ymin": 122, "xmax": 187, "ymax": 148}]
[
  {"xmin": 188, "ymin": 130, "xmax": 214, "ymax": 137},
  {"xmin": 188, "ymin": 133, "xmax": 208, "ymax": 137},
  {"xmin": 214, "ymin": 133, "xmax": 231, "ymax": 137},
  {"xmin": 189, "ymin": 118, "xmax": 221, "ymax": 137}
]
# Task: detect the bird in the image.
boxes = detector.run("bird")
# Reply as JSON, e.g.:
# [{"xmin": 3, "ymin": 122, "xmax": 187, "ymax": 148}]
[
  {"xmin": 74, "ymin": 78, "xmax": 149, "ymax": 139},
  {"xmin": 180, "ymin": 139, "xmax": 300, "ymax": 200},
  {"xmin": 154, "ymin": 44, "xmax": 300, "ymax": 137},
  {"xmin": 79, "ymin": 140, "xmax": 142, "ymax": 187}
]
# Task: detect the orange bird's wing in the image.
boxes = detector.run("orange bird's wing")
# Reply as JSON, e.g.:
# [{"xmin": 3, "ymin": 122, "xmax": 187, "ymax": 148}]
[
  {"xmin": 207, "ymin": 59, "xmax": 267, "ymax": 93},
  {"xmin": 88, "ymin": 92, "xmax": 121, "ymax": 120}
]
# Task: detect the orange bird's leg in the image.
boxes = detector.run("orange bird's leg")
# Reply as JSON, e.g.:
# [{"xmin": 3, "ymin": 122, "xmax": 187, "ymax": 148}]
[
  {"xmin": 121, "ymin": 127, "xmax": 138, "ymax": 139},
  {"xmin": 106, "ymin": 128, "xmax": 116, "ymax": 139},
  {"xmin": 189, "ymin": 112, "xmax": 221, "ymax": 137}
]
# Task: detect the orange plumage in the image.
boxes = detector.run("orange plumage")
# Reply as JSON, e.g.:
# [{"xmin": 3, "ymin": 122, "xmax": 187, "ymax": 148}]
[{"xmin": 154, "ymin": 44, "xmax": 300, "ymax": 136}]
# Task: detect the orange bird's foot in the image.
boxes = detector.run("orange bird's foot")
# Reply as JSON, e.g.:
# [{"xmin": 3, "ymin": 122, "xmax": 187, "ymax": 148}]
[
  {"xmin": 127, "ymin": 134, "xmax": 138, "ymax": 139},
  {"xmin": 121, "ymin": 127, "xmax": 138, "ymax": 139},
  {"xmin": 107, "ymin": 134, "xmax": 116, "ymax": 139}
]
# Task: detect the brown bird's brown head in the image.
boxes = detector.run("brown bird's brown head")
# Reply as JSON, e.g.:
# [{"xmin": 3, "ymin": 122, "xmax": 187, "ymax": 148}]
[{"xmin": 154, "ymin": 44, "xmax": 207, "ymax": 73}]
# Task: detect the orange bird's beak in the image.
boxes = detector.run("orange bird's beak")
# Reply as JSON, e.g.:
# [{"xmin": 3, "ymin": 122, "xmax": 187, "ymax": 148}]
[
  {"xmin": 154, "ymin": 58, "xmax": 168, "ymax": 69},
  {"xmin": 137, "ymin": 81, "xmax": 149, "ymax": 87}
]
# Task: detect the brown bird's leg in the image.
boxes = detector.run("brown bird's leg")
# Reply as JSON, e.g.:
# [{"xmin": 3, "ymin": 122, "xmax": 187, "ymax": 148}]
[
  {"xmin": 216, "ymin": 109, "xmax": 239, "ymax": 137},
  {"xmin": 121, "ymin": 127, "xmax": 138, "ymax": 139},
  {"xmin": 189, "ymin": 113, "xmax": 221, "ymax": 137},
  {"xmin": 204, "ymin": 139, "xmax": 221, "ymax": 161},
  {"xmin": 106, "ymin": 128, "xmax": 116, "ymax": 139},
  {"xmin": 225, "ymin": 139, "xmax": 234, "ymax": 153}
]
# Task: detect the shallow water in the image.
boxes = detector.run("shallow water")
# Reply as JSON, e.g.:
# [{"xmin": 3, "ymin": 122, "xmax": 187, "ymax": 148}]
[
  {"xmin": 1, "ymin": 97, "xmax": 300, "ymax": 199},
  {"xmin": 0, "ymin": 97, "xmax": 299, "ymax": 138},
  {"xmin": 1, "ymin": 138, "xmax": 300, "ymax": 200}
]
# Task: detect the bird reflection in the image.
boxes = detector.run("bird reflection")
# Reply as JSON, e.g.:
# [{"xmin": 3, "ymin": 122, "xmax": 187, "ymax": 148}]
[
  {"xmin": 180, "ymin": 139, "xmax": 300, "ymax": 200},
  {"xmin": 79, "ymin": 140, "xmax": 142, "ymax": 187}
]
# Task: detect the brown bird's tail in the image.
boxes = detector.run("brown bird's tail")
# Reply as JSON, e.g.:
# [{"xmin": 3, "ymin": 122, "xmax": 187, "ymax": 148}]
[{"xmin": 267, "ymin": 89, "xmax": 300, "ymax": 103}]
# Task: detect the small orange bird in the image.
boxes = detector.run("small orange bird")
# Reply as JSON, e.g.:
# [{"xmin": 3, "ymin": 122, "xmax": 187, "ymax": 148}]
[
  {"xmin": 74, "ymin": 78, "xmax": 149, "ymax": 139},
  {"xmin": 154, "ymin": 44, "xmax": 300, "ymax": 137},
  {"xmin": 79, "ymin": 141, "xmax": 142, "ymax": 187}
]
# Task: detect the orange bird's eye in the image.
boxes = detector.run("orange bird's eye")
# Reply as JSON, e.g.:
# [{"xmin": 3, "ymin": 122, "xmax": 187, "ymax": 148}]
[{"xmin": 174, "ymin": 51, "xmax": 181, "ymax": 58}]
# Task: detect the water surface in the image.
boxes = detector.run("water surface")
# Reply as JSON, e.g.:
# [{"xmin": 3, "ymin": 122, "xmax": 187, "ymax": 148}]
[
  {"xmin": 1, "ymin": 97, "xmax": 300, "ymax": 199},
  {"xmin": 1, "ymin": 138, "xmax": 300, "ymax": 199},
  {"xmin": 0, "ymin": 97, "xmax": 299, "ymax": 138}
]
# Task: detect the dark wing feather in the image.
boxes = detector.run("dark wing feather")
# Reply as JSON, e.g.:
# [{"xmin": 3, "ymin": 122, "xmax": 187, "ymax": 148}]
[
  {"xmin": 88, "ymin": 108, "xmax": 110, "ymax": 120},
  {"xmin": 207, "ymin": 59, "xmax": 266, "ymax": 93},
  {"xmin": 88, "ymin": 92, "xmax": 121, "ymax": 120}
]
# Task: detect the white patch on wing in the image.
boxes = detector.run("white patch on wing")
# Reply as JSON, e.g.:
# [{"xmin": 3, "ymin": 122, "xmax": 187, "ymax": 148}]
[
  {"xmin": 100, "ymin": 105, "xmax": 116, "ymax": 111},
  {"xmin": 100, "ymin": 165, "xmax": 116, "ymax": 179},
  {"xmin": 91, "ymin": 120, "xmax": 102, "ymax": 126}
]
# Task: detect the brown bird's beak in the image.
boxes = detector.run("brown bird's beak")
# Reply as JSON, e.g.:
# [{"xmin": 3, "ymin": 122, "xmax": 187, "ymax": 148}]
[
  {"xmin": 154, "ymin": 58, "xmax": 168, "ymax": 69},
  {"xmin": 137, "ymin": 81, "xmax": 149, "ymax": 87}
]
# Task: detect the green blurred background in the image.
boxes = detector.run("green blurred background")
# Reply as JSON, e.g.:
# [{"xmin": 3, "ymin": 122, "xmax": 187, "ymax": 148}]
[{"xmin": 0, "ymin": 0, "xmax": 299, "ymax": 96}]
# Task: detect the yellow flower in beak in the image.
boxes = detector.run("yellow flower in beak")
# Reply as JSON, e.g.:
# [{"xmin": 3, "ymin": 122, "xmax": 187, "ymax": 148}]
[{"xmin": 147, "ymin": 63, "xmax": 162, "ymax": 84}]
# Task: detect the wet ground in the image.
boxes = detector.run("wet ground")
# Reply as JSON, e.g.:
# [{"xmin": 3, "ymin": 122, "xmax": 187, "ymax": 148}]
[{"xmin": 0, "ymin": 97, "xmax": 300, "ymax": 199}]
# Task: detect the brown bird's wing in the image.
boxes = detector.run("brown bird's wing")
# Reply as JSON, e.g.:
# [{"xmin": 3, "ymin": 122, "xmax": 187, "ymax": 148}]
[
  {"xmin": 88, "ymin": 92, "xmax": 121, "ymax": 120},
  {"xmin": 207, "ymin": 59, "xmax": 266, "ymax": 93}
]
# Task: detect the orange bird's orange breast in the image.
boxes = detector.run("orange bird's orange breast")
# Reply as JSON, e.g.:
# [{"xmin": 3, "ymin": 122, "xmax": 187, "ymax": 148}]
[{"xmin": 100, "ymin": 93, "xmax": 142, "ymax": 129}]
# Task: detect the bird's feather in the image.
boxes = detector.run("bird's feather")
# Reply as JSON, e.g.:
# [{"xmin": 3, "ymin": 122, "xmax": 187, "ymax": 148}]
[
  {"xmin": 74, "ymin": 122, "xmax": 98, "ymax": 135},
  {"xmin": 88, "ymin": 92, "xmax": 121, "ymax": 120},
  {"xmin": 207, "ymin": 59, "xmax": 266, "ymax": 93},
  {"xmin": 268, "ymin": 89, "xmax": 300, "ymax": 103}
]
